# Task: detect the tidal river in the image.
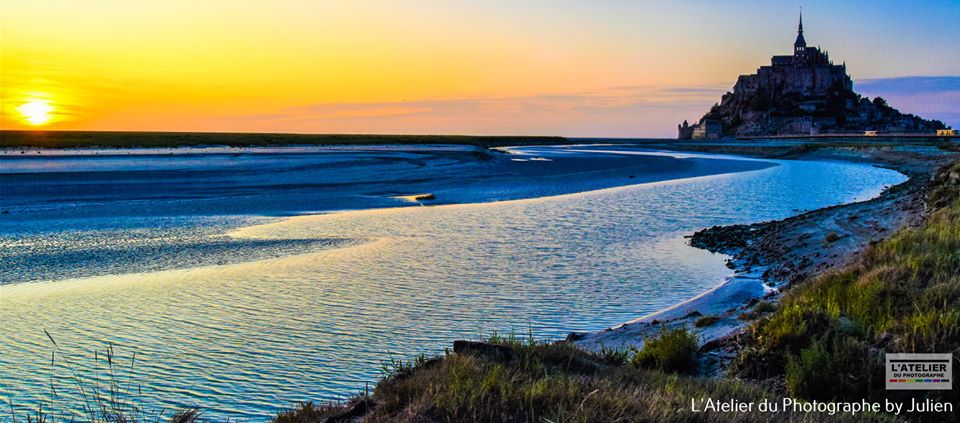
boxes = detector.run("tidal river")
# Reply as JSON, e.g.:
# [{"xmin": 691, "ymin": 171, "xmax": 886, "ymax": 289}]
[{"xmin": 0, "ymin": 144, "xmax": 905, "ymax": 420}]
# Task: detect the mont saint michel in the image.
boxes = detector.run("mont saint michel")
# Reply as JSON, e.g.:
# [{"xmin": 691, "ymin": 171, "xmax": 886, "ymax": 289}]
[{"xmin": 679, "ymin": 14, "xmax": 949, "ymax": 139}]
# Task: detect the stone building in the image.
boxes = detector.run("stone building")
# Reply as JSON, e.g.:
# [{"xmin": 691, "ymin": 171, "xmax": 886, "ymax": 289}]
[
  {"xmin": 678, "ymin": 119, "xmax": 722, "ymax": 140},
  {"xmin": 733, "ymin": 14, "xmax": 852, "ymax": 100},
  {"xmin": 676, "ymin": 14, "xmax": 943, "ymax": 139}
]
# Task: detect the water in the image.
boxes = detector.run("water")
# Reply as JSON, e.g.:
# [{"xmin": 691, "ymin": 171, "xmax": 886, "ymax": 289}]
[{"xmin": 0, "ymin": 145, "xmax": 905, "ymax": 420}]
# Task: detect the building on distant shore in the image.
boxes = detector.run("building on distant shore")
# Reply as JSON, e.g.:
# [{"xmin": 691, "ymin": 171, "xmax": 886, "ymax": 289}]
[
  {"xmin": 678, "ymin": 119, "xmax": 722, "ymax": 140},
  {"xmin": 678, "ymin": 13, "xmax": 946, "ymax": 139},
  {"xmin": 740, "ymin": 13, "xmax": 852, "ymax": 99}
]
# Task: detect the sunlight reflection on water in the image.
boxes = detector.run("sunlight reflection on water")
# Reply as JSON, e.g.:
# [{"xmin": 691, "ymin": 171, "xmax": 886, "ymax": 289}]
[{"xmin": 0, "ymin": 150, "xmax": 905, "ymax": 420}]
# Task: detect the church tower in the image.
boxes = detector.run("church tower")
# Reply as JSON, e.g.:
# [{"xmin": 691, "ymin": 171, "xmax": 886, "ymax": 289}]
[{"xmin": 793, "ymin": 13, "xmax": 806, "ymax": 57}]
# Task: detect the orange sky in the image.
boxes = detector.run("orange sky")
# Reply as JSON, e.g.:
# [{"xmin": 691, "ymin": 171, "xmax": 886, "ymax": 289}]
[{"xmin": 2, "ymin": 1, "xmax": 958, "ymax": 137}]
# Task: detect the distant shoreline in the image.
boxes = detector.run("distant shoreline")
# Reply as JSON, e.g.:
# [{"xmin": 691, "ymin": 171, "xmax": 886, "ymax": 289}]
[
  {"xmin": 0, "ymin": 130, "xmax": 588, "ymax": 149},
  {"xmin": 4, "ymin": 130, "xmax": 955, "ymax": 151}
]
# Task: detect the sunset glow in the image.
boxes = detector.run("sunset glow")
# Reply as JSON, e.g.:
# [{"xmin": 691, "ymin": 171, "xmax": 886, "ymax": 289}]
[
  {"xmin": 1, "ymin": 0, "xmax": 958, "ymax": 136},
  {"xmin": 17, "ymin": 99, "xmax": 54, "ymax": 126}
]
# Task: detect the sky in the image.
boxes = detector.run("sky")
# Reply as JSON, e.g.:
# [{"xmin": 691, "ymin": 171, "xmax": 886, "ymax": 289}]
[{"xmin": 1, "ymin": 0, "xmax": 958, "ymax": 137}]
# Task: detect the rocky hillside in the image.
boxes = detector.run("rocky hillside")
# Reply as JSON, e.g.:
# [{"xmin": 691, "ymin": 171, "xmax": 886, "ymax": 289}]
[{"xmin": 701, "ymin": 86, "xmax": 947, "ymax": 137}]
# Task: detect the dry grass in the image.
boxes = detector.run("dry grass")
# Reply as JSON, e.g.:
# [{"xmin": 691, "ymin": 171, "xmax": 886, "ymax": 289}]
[
  {"xmin": 7, "ymin": 331, "xmax": 199, "ymax": 423},
  {"xmin": 274, "ymin": 333, "xmax": 890, "ymax": 422}
]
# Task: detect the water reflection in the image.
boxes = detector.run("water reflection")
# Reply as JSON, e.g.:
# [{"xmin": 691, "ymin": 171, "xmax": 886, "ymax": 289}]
[{"xmin": 0, "ymin": 150, "xmax": 905, "ymax": 420}]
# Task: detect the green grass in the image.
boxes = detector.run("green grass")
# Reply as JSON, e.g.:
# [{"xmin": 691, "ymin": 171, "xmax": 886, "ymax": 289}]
[
  {"xmin": 752, "ymin": 300, "xmax": 778, "ymax": 314},
  {"xmin": 0, "ymin": 130, "xmax": 571, "ymax": 149},
  {"xmin": 738, "ymin": 300, "xmax": 779, "ymax": 321},
  {"xmin": 783, "ymin": 336, "xmax": 883, "ymax": 402},
  {"xmin": 733, "ymin": 160, "xmax": 960, "ymax": 419},
  {"xmin": 631, "ymin": 326, "xmax": 699, "ymax": 374}
]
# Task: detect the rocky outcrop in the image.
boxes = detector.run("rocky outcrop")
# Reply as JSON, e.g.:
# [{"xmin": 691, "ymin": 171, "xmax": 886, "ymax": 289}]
[{"xmin": 694, "ymin": 87, "xmax": 947, "ymax": 138}]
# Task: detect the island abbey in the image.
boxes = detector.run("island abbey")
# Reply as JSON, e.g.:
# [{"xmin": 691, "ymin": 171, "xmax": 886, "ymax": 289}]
[
  {"xmin": 679, "ymin": 14, "xmax": 946, "ymax": 139},
  {"xmin": 738, "ymin": 14, "xmax": 851, "ymax": 101}
]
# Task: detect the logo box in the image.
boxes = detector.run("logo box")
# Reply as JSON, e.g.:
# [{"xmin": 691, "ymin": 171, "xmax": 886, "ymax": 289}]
[{"xmin": 886, "ymin": 353, "xmax": 952, "ymax": 390}]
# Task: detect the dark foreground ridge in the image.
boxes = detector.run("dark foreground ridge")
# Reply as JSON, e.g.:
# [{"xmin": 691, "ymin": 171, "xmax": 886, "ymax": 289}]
[
  {"xmin": 274, "ymin": 333, "xmax": 887, "ymax": 423},
  {"xmin": 0, "ymin": 130, "xmax": 571, "ymax": 149}
]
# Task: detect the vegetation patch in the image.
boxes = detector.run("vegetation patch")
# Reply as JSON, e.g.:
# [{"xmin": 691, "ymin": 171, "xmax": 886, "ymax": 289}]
[
  {"xmin": 824, "ymin": 231, "xmax": 842, "ymax": 243},
  {"xmin": 274, "ymin": 332, "xmax": 885, "ymax": 422},
  {"xmin": 632, "ymin": 326, "xmax": 699, "ymax": 374},
  {"xmin": 694, "ymin": 315, "xmax": 722, "ymax": 327},
  {"xmin": 738, "ymin": 300, "xmax": 778, "ymax": 321},
  {"xmin": 733, "ymin": 160, "xmax": 960, "ymax": 420}
]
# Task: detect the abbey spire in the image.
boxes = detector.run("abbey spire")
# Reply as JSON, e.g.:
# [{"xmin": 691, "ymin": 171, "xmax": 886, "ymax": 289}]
[{"xmin": 794, "ymin": 12, "xmax": 807, "ymax": 52}]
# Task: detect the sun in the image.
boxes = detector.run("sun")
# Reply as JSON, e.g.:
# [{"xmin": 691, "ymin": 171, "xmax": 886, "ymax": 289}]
[{"xmin": 17, "ymin": 99, "xmax": 54, "ymax": 126}]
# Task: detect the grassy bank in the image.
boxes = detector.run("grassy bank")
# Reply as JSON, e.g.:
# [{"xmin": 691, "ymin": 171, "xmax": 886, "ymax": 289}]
[
  {"xmin": 731, "ymin": 159, "xmax": 960, "ymax": 414},
  {"xmin": 0, "ymin": 130, "xmax": 570, "ymax": 149},
  {"xmin": 275, "ymin": 159, "xmax": 960, "ymax": 422},
  {"xmin": 275, "ymin": 333, "xmax": 887, "ymax": 423}
]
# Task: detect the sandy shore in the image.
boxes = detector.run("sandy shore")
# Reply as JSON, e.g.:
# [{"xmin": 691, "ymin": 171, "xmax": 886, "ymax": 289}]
[{"xmin": 573, "ymin": 142, "xmax": 958, "ymax": 372}]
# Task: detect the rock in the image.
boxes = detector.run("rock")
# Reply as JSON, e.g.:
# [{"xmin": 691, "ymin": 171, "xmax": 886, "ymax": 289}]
[{"xmin": 415, "ymin": 193, "xmax": 435, "ymax": 201}]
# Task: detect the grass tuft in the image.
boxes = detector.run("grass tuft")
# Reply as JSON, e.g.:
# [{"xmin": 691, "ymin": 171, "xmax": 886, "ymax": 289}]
[
  {"xmin": 631, "ymin": 326, "xmax": 699, "ymax": 375},
  {"xmin": 694, "ymin": 315, "xmax": 722, "ymax": 327},
  {"xmin": 9, "ymin": 332, "xmax": 198, "ymax": 423}
]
